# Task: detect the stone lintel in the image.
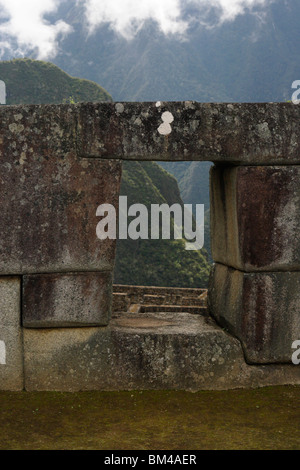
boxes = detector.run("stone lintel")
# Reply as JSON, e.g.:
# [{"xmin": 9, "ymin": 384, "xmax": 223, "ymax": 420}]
[{"xmin": 1, "ymin": 102, "xmax": 300, "ymax": 164}]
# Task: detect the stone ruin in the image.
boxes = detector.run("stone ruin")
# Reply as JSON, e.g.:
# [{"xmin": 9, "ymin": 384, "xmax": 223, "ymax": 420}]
[{"xmin": 0, "ymin": 101, "xmax": 299, "ymax": 391}]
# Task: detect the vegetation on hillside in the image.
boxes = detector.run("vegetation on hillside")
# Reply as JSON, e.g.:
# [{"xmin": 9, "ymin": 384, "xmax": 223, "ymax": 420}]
[
  {"xmin": 160, "ymin": 161, "xmax": 212, "ymax": 261},
  {"xmin": 0, "ymin": 58, "xmax": 112, "ymax": 104},
  {"xmin": 114, "ymin": 161, "xmax": 210, "ymax": 287}
]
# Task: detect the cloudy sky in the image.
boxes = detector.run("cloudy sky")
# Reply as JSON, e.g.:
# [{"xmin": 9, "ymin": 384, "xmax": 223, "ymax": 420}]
[{"xmin": 0, "ymin": 0, "xmax": 275, "ymax": 59}]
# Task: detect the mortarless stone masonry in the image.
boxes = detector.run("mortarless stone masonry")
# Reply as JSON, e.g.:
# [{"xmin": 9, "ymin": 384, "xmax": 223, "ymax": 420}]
[
  {"xmin": 0, "ymin": 102, "xmax": 299, "ymax": 390},
  {"xmin": 210, "ymin": 165, "xmax": 300, "ymax": 272},
  {"xmin": 208, "ymin": 264, "xmax": 300, "ymax": 363},
  {"xmin": 22, "ymin": 272, "xmax": 113, "ymax": 328}
]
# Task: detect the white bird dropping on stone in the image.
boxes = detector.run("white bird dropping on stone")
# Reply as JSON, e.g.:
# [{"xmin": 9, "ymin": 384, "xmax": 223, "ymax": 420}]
[{"xmin": 158, "ymin": 111, "xmax": 174, "ymax": 136}]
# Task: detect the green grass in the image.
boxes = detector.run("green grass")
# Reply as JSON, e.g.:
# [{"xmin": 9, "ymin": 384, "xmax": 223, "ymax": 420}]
[{"xmin": 0, "ymin": 386, "xmax": 299, "ymax": 450}]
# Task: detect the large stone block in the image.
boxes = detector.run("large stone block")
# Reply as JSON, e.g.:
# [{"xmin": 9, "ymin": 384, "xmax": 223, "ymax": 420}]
[
  {"xmin": 0, "ymin": 277, "xmax": 23, "ymax": 390},
  {"xmin": 210, "ymin": 165, "xmax": 300, "ymax": 271},
  {"xmin": 22, "ymin": 272, "xmax": 113, "ymax": 328},
  {"xmin": 23, "ymin": 312, "xmax": 300, "ymax": 391},
  {"xmin": 23, "ymin": 312, "xmax": 246, "ymax": 391},
  {"xmin": 0, "ymin": 104, "xmax": 122, "ymax": 274},
  {"xmin": 2, "ymin": 102, "xmax": 300, "ymax": 165},
  {"xmin": 76, "ymin": 102, "xmax": 300, "ymax": 164},
  {"xmin": 208, "ymin": 263, "xmax": 300, "ymax": 364}
]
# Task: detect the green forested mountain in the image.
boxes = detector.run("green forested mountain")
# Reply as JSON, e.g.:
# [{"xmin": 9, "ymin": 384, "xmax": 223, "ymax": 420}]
[
  {"xmin": 0, "ymin": 58, "xmax": 112, "ymax": 104},
  {"xmin": 159, "ymin": 161, "xmax": 212, "ymax": 260},
  {"xmin": 0, "ymin": 59, "xmax": 210, "ymax": 287},
  {"xmin": 115, "ymin": 161, "xmax": 210, "ymax": 287}
]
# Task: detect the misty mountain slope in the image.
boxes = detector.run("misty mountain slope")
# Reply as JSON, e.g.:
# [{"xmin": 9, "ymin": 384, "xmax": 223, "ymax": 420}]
[
  {"xmin": 55, "ymin": 19, "xmax": 230, "ymax": 102},
  {"xmin": 195, "ymin": 1, "xmax": 300, "ymax": 103},
  {"xmin": 159, "ymin": 161, "xmax": 212, "ymax": 209},
  {"xmin": 159, "ymin": 160, "xmax": 212, "ymax": 260},
  {"xmin": 39, "ymin": 0, "xmax": 300, "ymax": 103},
  {"xmin": 1, "ymin": 1, "xmax": 299, "ymax": 103}
]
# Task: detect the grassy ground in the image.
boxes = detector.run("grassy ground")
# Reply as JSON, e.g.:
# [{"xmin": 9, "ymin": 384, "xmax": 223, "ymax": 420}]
[{"xmin": 0, "ymin": 386, "xmax": 299, "ymax": 450}]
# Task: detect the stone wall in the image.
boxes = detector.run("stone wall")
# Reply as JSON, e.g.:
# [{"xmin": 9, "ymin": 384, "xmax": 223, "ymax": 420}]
[
  {"xmin": 0, "ymin": 102, "xmax": 299, "ymax": 390},
  {"xmin": 208, "ymin": 165, "xmax": 300, "ymax": 363},
  {"xmin": 112, "ymin": 284, "xmax": 207, "ymax": 314}
]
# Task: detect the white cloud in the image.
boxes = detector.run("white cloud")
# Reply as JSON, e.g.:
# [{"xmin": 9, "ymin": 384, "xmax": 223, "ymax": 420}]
[
  {"xmin": 0, "ymin": 0, "xmax": 71, "ymax": 59},
  {"xmin": 196, "ymin": 0, "xmax": 273, "ymax": 21},
  {"xmin": 0, "ymin": 0, "xmax": 275, "ymax": 58},
  {"xmin": 83, "ymin": 0, "xmax": 188, "ymax": 38},
  {"xmin": 83, "ymin": 0, "xmax": 275, "ymax": 38}
]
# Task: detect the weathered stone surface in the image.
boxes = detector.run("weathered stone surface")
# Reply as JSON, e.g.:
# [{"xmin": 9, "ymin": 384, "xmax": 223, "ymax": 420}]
[
  {"xmin": 23, "ymin": 312, "xmax": 300, "ymax": 391},
  {"xmin": 0, "ymin": 104, "xmax": 77, "ymax": 156},
  {"xmin": 0, "ymin": 104, "xmax": 122, "ymax": 274},
  {"xmin": 1, "ymin": 102, "xmax": 300, "ymax": 164},
  {"xmin": 23, "ymin": 312, "xmax": 245, "ymax": 391},
  {"xmin": 0, "ymin": 101, "xmax": 299, "ymax": 391},
  {"xmin": 210, "ymin": 165, "xmax": 300, "ymax": 271},
  {"xmin": 0, "ymin": 277, "xmax": 23, "ymax": 390},
  {"xmin": 208, "ymin": 263, "xmax": 300, "ymax": 364},
  {"xmin": 23, "ymin": 272, "xmax": 113, "ymax": 328},
  {"xmin": 76, "ymin": 102, "xmax": 300, "ymax": 163}
]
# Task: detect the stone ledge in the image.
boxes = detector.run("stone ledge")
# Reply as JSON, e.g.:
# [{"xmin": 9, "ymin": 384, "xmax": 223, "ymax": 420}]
[{"xmin": 23, "ymin": 312, "xmax": 300, "ymax": 391}]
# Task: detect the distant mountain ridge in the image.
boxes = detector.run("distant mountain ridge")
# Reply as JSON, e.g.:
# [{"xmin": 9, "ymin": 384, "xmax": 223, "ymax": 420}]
[{"xmin": 37, "ymin": 0, "xmax": 300, "ymax": 104}]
